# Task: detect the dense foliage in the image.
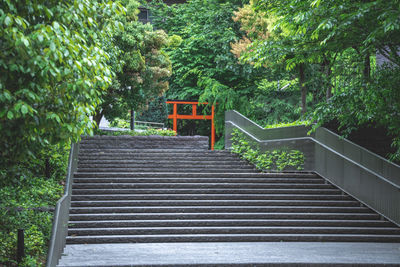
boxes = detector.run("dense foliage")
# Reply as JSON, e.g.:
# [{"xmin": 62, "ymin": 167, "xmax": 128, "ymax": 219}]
[
  {"xmin": 232, "ymin": 0, "xmax": 400, "ymax": 161},
  {"xmin": 231, "ymin": 129, "xmax": 304, "ymax": 171},
  {"xmin": 94, "ymin": 0, "xmax": 173, "ymax": 126},
  {"xmin": 0, "ymin": 144, "xmax": 69, "ymax": 266},
  {"xmin": 148, "ymin": 0, "xmax": 272, "ymax": 134},
  {"xmin": 94, "ymin": 128, "xmax": 176, "ymax": 136},
  {"xmin": 0, "ymin": 0, "xmax": 123, "ymax": 169},
  {"xmin": 136, "ymin": 96, "xmax": 169, "ymax": 124},
  {"xmin": 0, "ymin": 0, "xmax": 116, "ymax": 261}
]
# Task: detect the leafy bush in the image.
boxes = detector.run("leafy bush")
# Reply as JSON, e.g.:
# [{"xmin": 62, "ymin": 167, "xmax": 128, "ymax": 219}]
[
  {"xmin": 0, "ymin": 0, "xmax": 121, "ymax": 169},
  {"xmin": 311, "ymin": 66, "xmax": 400, "ymax": 162},
  {"xmin": 0, "ymin": 142, "xmax": 69, "ymax": 266},
  {"xmin": 264, "ymin": 120, "xmax": 310, "ymax": 129},
  {"xmin": 136, "ymin": 96, "xmax": 168, "ymax": 125},
  {"xmin": 109, "ymin": 118, "xmax": 131, "ymax": 129},
  {"xmin": 94, "ymin": 128, "xmax": 176, "ymax": 137},
  {"xmin": 0, "ymin": 144, "xmax": 68, "ymax": 266},
  {"xmin": 231, "ymin": 129, "xmax": 304, "ymax": 171},
  {"xmin": 0, "ymin": 209, "xmax": 53, "ymax": 266},
  {"xmin": 110, "ymin": 115, "xmax": 166, "ymax": 130}
]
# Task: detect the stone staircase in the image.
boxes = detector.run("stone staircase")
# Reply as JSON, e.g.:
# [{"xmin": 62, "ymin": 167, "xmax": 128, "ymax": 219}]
[{"xmin": 62, "ymin": 135, "xmax": 400, "ymax": 246}]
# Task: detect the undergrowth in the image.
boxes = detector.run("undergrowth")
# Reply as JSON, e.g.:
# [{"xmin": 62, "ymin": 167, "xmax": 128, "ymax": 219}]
[
  {"xmin": 94, "ymin": 128, "xmax": 176, "ymax": 136},
  {"xmin": 0, "ymin": 144, "xmax": 69, "ymax": 266},
  {"xmin": 231, "ymin": 129, "xmax": 304, "ymax": 171}
]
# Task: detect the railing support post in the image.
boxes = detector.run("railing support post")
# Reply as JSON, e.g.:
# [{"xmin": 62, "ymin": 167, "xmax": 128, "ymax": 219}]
[
  {"xmin": 17, "ymin": 229, "xmax": 24, "ymax": 263},
  {"xmin": 130, "ymin": 110, "xmax": 135, "ymax": 131}
]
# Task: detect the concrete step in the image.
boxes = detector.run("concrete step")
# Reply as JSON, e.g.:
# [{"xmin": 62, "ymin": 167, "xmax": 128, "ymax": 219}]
[
  {"xmin": 78, "ymin": 159, "xmax": 245, "ymax": 165},
  {"xmin": 78, "ymin": 155, "xmax": 239, "ymax": 161},
  {"xmin": 69, "ymin": 206, "xmax": 372, "ymax": 214},
  {"xmin": 77, "ymin": 163, "xmax": 255, "ymax": 169},
  {"xmin": 65, "ymin": 234, "xmax": 400, "ymax": 244},
  {"xmin": 71, "ymin": 194, "xmax": 353, "ymax": 201},
  {"xmin": 68, "ymin": 212, "xmax": 381, "ymax": 221},
  {"xmin": 70, "ymin": 199, "xmax": 360, "ymax": 207},
  {"xmin": 78, "ymin": 148, "xmax": 231, "ymax": 154},
  {"xmin": 56, "ymin": 242, "xmax": 400, "ymax": 267},
  {"xmin": 78, "ymin": 151, "xmax": 232, "ymax": 159},
  {"xmin": 71, "ymin": 188, "xmax": 343, "ymax": 195},
  {"xmin": 77, "ymin": 162, "xmax": 254, "ymax": 169},
  {"xmin": 73, "ymin": 172, "xmax": 320, "ymax": 178},
  {"xmin": 79, "ymin": 136, "xmax": 209, "ymax": 150},
  {"xmin": 67, "ymin": 226, "xmax": 400, "ymax": 236},
  {"xmin": 76, "ymin": 168, "xmax": 259, "ymax": 173},
  {"xmin": 72, "ymin": 177, "xmax": 326, "ymax": 184},
  {"xmin": 71, "ymin": 183, "xmax": 335, "ymax": 190},
  {"xmin": 66, "ymin": 144, "xmax": 400, "ymax": 251},
  {"xmin": 68, "ymin": 219, "xmax": 395, "ymax": 228}
]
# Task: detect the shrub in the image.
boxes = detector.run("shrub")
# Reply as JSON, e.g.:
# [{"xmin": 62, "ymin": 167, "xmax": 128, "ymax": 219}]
[
  {"xmin": 94, "ymin": 128, "xmax": 176, "ymax": 137},
  {"xmin": 231, "ymin": 129, "xmax": 304, "ymax": 171}
]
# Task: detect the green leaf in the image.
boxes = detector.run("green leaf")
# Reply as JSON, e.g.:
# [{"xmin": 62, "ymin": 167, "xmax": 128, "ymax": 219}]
[
  {"xmin": 50, "ymin": 42, "xmax": 56, "ymax": 51},
  {"xmin": 4, "ymin": 15, "xmax": 12, "ymax": 26},
  {"xmin": 7, "ymin": 111, "xmax": 13, "ymax": 119},
  {"xmin": 21, "ymin": 105, "xmax": 28, "ymax": 115},
  {"xmin": 21, "ymin": 37, "xmax": 29, "ymax": 47}
]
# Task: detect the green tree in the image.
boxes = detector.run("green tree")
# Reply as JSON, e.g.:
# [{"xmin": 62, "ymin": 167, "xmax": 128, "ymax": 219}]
[
  {"xmin": 94, "ymin": 0, "xmax": 172, "ymax": 126},
  {"xmin": 148, "ymin": 0, "xmax": 269, "ymax": 133},
  {"xmin": 0, "ymin": 0, "xmax": 123, "ymax": 169},
  {"xmin": 136, "ymin": 96, "xmax": 169, "ymax": 125},
  {"xmin": 246, "ymin": 0, "xmax": 400, "ymax": 160}
]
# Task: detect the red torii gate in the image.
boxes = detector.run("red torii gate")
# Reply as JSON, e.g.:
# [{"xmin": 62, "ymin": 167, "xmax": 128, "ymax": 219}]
[{"xmin": 166, "ymin": 100, "xmax": 215, "ymax": 150}]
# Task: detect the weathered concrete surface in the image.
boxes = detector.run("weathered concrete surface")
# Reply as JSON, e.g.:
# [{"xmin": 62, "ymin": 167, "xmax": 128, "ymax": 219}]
[{"xmin": 57, "ymin": 242, "xmax": 400, "ymax": 266}]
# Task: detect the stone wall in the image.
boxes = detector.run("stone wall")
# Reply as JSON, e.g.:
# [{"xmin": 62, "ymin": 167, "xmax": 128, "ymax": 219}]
[{"xmin": 80, "ymin": 135, "xmax": 209, "ymax": 150}]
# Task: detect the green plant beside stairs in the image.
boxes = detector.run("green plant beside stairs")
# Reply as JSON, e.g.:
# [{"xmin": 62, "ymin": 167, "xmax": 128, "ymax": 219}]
[{"xmin": 231, "ymin": 129, "xmax": 304, "ymax": 171}]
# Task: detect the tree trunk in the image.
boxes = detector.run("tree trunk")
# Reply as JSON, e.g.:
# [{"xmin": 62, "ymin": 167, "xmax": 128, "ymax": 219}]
[
  {"xmin": 299, "ymin": 63, "xmax": 307, "ymax": 115},
  {"xmin": 363, "ymin": 53, "xmax": 371, "ymax": 82},
  {"xmin": 44, "ymin": 157, "xmax": 51, "ymax": 179},
  {"xmin": 93, "ymin": 109, "xmax": 103, "ymax": 128},
  {"xmin": 324, "ymin": 58, "xmax": 332, "ymax": 100}
]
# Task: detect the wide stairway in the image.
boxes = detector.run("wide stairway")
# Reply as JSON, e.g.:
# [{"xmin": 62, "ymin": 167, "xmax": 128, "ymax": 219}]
[{"xmin": 58, "ymin": 135, "xmax": 400, "ymax": 266}]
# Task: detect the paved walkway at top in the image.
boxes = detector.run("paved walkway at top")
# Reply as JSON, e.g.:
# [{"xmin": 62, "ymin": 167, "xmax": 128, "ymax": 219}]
[{"xmin": 58, "ymin": 242, "xmax": 400, "ymax": 266}]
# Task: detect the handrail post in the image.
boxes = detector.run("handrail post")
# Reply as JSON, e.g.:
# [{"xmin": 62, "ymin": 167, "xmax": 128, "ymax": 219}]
[
  {"xmin": 17, "ymin": 229, "xmax": 24, "ymax": 263},
  {"xmin": 130, "ymin": 110, "xmax": 135, "ymax": 131}
]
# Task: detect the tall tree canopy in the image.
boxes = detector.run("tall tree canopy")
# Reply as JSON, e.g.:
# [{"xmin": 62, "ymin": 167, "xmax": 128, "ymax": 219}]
[
  {"xmin": 0, "ymin": 0, "xmax": 174, "ymax": 168},
  {"xmin": 236, "ymin": 0, "xmax": 400, "ymax": 160},
  {"xmin": 148, "ymin": 0, "xmax": 270, "ymax": 133},
  {"xmin": 0, "ymin": 0, "xmax": 125, "ymax": 167},
  {"xmin": 94, "ymin": 0, "xmax": 172, "ymax": 125}
]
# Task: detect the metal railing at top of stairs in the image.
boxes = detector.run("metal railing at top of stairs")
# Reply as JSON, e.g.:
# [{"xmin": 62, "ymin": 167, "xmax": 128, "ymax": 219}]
[
  {"xmin": 225, "ymin": 110, "xmax": 400, "ymax": 226},
  {"xmin": 46, "ymin": 143, "xmax": 79, "ymax": 267}
]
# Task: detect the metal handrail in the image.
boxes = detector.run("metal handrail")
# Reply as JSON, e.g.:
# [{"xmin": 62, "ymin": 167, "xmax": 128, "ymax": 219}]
[
  {"xmin": 135, "ymin": 121, "xmax": 165, "ymax": 128},
  {"xmin": 229, "ymin": 123, "xmax": 400, "ymax": 190},
  {"xmin": 225, "ymin": 110, "xmax": 400, "ymax": 186},
  {"xmin": 46, "ymin": 142, "xmax": 79, "ymax": 267},
  {"xmin": 225, "ymin": 110, "xmax": 400, "ymax": 226}
]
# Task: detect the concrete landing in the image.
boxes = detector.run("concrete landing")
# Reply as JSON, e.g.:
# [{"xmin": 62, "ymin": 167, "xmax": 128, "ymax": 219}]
[{"xmin": 57, "ymin": 242, "xmax": 400, "ymax": 266}]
